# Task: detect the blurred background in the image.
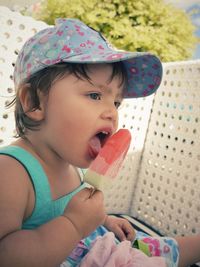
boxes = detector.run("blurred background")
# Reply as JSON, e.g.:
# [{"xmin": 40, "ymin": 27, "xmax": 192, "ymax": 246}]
[
  {"xmin": 166, "ymin": 0, "xmax": 200, "ymax": 58},
  {"xmin": 0, "ymin": 0, "xmax": 199, "ymax": 60}
]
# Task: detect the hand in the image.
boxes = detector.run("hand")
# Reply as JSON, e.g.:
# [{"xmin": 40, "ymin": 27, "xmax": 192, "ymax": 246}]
[
  {"xmin": 63, "ymin": 188, "xmax": 106, "ymax": 239},
  {"xmin": 104, "ymin": 215, "xmax": 136, "ymax": 242}
]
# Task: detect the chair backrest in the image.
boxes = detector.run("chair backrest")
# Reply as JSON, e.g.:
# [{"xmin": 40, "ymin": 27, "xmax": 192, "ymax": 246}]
[
  {"xmin": 105, "ymin": 60, "xmax": 200, "ymax": 237},
  {"xmin": 0, "ymin": 6, "xmax": 48, "ymax": 145},
  {"xmin": 1, "ymin": 6, "xmax": 200, "ymax": 237}
]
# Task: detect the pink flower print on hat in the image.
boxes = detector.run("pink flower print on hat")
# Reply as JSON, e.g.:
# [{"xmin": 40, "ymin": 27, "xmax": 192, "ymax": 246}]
[
  {"xmin": 39, "ymin": 35, "xmax": 50, "ymax": 44},
  {"xmin": 98, "ymin": 45, "xmax": 105, "ymax": 50},
  {"xmin": 106, "ymin": 53, "xmax": 123, "ymax": 60},
  {"xmin": 130, "ymin": 67, "xmax": 139, "ymax": 74},
  {"xmin": 56, "ymin": 30, "xmax": 63, "ymax": 36},
  {"xmin": 62, "ymin": 45, "xmax": 71, "ymax": 53}
]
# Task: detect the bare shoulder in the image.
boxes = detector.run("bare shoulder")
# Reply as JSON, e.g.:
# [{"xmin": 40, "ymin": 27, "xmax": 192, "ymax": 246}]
[{"xmin": 0, "ymin": 154, "xmax": 31, "ymax": 239}]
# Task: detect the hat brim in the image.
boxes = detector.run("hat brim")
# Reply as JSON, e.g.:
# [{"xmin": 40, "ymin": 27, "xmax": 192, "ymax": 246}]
[{"xmin": 41, "ymin": 50, "xmax": 163, "ymax": 98}]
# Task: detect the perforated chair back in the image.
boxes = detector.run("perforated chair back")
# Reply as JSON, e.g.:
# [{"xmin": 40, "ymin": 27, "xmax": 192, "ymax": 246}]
[
  {"xmin": 0, "ymin": 6, "xmax": 48, "ymax": 145},
  {"xmin": 105, "ymin": 60, "xmax": 200, "ymax": 237}
]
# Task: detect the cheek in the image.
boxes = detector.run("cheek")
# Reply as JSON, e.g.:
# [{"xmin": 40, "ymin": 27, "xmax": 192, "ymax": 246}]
[
  {"xmin": 44, "ymin": 103, "xmax": 88, "ymax": 140},
  {"xmin": 114, "ymin": 113, "xmax": 119, "ymax": 131}
]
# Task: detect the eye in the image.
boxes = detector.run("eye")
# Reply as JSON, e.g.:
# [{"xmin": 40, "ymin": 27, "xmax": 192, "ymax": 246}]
[
  {"xmin": 114, "ymin": 101, "xmax": 121, "ymax": 109},
  {"xmin": 89, "ymin": 92, "xmax": 101, "ymax": 100}
]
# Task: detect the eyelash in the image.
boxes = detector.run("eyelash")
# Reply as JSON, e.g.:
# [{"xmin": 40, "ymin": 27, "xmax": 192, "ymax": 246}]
[
  {"xmin": 88, "ymin": 92, "xmax": 121, "ymax": 109},
  {"xmin": 88, "ymin": 92, "xmax": 101, "ymax": 100},
  {"xmin": 114, "ymin": 101, "xmax": 121, "ymax": 109}
]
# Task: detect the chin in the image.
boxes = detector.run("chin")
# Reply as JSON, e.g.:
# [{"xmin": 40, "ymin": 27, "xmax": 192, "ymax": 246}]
[
  {"xmin": 74, "ymin": 158, "xmax": 92, "ymax": 169},
  {"xmin": 73, "ymin": 152, "xmax": 95, "ymax": 169},
  {"xmin": 80, "ymin": 161, "xmax": 91, "ymax": 169}
]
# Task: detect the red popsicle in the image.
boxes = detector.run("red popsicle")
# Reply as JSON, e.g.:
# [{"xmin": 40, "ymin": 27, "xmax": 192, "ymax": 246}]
[{"xmin": 84, "ymin": 129, "xmax": 131, "ymax": 190}]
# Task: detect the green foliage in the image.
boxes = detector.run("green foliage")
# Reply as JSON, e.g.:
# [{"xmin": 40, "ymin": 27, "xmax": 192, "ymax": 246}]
[{"xmin": 34, "ymin": 0, "xmax": 197, "ymax": 62}]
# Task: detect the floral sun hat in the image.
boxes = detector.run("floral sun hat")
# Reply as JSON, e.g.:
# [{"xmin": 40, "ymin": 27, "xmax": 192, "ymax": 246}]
[{"xmin": 14, "ymin": 18, "xmax": 163, "ymax": 98}]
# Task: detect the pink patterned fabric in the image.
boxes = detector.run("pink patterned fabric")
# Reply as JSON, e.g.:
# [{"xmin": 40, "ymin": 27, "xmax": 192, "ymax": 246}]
[{"xmin": 80, "ymin": 232, "xmax": 167, "ymax": 267}]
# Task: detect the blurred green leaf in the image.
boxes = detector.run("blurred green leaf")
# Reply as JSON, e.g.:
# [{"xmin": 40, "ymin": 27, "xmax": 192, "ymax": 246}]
[{"xmin": 29, "ymin": 0, "xmax": 198, "ymax": 62}]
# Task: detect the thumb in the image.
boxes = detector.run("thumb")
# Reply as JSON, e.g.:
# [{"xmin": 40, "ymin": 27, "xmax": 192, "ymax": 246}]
[{"xmin": 74, "ymin": 187, "xmax": 92, "ymax": 200}]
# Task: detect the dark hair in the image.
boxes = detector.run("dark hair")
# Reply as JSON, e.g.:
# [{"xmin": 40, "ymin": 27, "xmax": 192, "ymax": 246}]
[{"xmin": 10, "ymin": 62, "xmax": 128, "ymax": 138}]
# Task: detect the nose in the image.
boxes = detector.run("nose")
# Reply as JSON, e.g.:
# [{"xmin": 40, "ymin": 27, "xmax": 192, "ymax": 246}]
[{"xmin": 100, "ymin": 104, "xmax": 118, "ymax": 127}]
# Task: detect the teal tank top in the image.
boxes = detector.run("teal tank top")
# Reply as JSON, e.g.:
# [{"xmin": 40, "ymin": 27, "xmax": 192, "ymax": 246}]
[{"xmin": 0, "ymin": 146, "xmax": 86, "ymax": 229}]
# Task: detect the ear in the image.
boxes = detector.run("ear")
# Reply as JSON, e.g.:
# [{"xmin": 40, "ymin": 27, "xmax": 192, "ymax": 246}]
[{"xmin": 19, "ymin": 84, "xmax": 45, "ymax": 121}]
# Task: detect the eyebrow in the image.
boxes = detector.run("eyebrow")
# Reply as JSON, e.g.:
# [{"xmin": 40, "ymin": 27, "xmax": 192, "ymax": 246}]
[{"xmin": 90, "ymin": 82, "xmax": 124, "ymax": 99}]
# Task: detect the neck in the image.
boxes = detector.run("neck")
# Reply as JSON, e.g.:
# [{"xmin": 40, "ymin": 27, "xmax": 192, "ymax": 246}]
[{"xmin": 12, "ymin": 137, "xmax": 71, "ymax": 178}]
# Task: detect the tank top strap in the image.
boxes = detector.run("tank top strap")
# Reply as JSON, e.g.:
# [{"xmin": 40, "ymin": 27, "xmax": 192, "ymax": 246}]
[{"xmin": 0, "ymin": 145, "xmax": 52, "ymax": 207}]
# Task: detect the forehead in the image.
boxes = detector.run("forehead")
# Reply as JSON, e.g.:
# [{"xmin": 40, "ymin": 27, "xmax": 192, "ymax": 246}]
[
  {"xmin": 87, "ymin": 64, "xmax": 115, "ymax": 79},
  {"xmin": 86, "ymin": 63, "xmax": 126, "ymax": 95}
]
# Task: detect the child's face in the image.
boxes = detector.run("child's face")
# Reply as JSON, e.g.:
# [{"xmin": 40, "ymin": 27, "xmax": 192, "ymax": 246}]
[{"xmin": 38, "ymin": 64, "xmax": 124, "ymax": 168}]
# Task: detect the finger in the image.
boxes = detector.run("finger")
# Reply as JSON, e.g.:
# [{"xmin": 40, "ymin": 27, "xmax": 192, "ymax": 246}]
[
  {"xmin": 75, "ymin": 187, "xmax": 94, "ymax": 200},
  {"xmin": 126, "ymin": 230, "xmax": 136, "ymax": 241},
  {"xmin": 121, "ymin": 223, "xmax": 136, "ymax": 241},
  {"xmin": 89, "ymin": 189, "xmax": 104, "ymax": 200},
  {"xmin": 77, "ymin": 187, "xmax": 104, "ymax": 202},
  {"xmin": 88, "ymin": 187, "xmax": 96, "ymax": 198},
  {"xmin": 115, "ymin": 228, "xmax": 127, "ymax": 241}
]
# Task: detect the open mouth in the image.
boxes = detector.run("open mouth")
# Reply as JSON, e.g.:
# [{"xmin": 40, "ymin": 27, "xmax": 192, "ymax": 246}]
[
  {"xmin": 88, "ymin": 129, "xmax": 112, "ymax": 159},
  {"xmin": 96, "ymin": 130, "xmax": 111, "ymax": 148}
]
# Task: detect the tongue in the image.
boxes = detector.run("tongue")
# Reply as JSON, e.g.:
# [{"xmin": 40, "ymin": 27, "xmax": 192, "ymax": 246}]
[{"xmin": 89, "ymin": 136, "xmax": 101, "ymax": 158}]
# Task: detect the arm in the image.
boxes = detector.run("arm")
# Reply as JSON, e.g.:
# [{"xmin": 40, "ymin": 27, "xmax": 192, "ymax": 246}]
[
  {"xmin": 103, "ymin": 215, "xmax": 136, "ymax": 242},
  {"xmin": 0, "ymin": 156, "xmax": 106, "ymax": 267},
  {"xmin": 0, "ymin": 217, "xmax": 81, "ymax": 267},
  {"xmin": 176, "ymin": 235, "xmax": 200, "ymax": 267}
]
